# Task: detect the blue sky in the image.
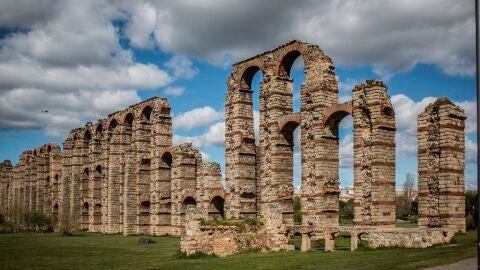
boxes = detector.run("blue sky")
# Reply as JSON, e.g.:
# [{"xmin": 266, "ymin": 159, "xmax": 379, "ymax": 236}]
[{"xmin": 0, "ymin": 0, "xmax": 476, "ymax": 190}]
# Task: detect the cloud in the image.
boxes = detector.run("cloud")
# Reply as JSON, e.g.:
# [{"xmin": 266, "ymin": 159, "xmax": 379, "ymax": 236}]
[
  {"xmin": 141, "ymin": 0, "xmax": 474, "ymax": 77},
  {"xmin": 123, "ymin": 2, "xmax": 158, "ymax": 49},
  {"xmin": 391, "ymin": 94, "xmax": 477, "ymax": 164},
  {"xmin": 173, "ymin": 122, "xmax": 225, "ymax": 148},
  {"xmin": 165, "ymin": 54, "xmax": 199, "ymax": 80},
  {"xmin": 0, "ymin": 0, "xmax": 201, "ymax": 136},
  {"xmin": 173, "ymin": 106, "xmax": 224, "ymax": 130},
  {"xmin": 339, "ymin": 133, "xmax": 354, "ymax": 168},
  {"xmin": 163, "ymin": 86, "xmax": 185, "ymax": 97}
]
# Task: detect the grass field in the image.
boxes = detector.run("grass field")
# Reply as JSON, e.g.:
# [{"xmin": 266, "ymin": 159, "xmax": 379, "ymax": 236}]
[{"xmin": 0, "ymin": 230, "xmax": 476, "ymax": 270}]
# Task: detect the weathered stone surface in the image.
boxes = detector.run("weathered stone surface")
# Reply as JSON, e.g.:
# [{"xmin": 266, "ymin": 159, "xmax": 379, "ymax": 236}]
[
  {"xmin": 417, "ymin": 98, "xmax": 466, "ymax": 232},
  {"xmin": 0, "ymin": 97, "xmax": 224, "ymax": 236}
]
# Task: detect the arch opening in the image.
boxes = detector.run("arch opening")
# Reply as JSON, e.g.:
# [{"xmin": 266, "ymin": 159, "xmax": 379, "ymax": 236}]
[
  {"xmin": 141, "ymin": 106, "xmax": 154, "ymax": 122},
  {"xmin": 182, "ymin": 197, "xmax": 197, "ymax": 210},
  {"xmin": 96, "ymin": 124, "xmax": 103, "ymax": 134},
  {"xmin": 124, "ymin": 113, "xmax": 134, "ymax": 128},
  {"xmin": 209, "ymin": 196, "xmax": 225, "ymax": 219},
  {"xmin": 84, "ymin": 130, "xmax": 91, "ymax": 141},
  {"xmin": 338, "ymin": 115, "xmax": 354, "ymax": 226},
  {"xmin": 161, "ymin": 152, "xmax": 172, "ymax": 168},
  {"xmin": 109, "ymin": 119, "xmax": 118, "ymax": 130},
  {"xmin": 249, "ymin": 68, "xmax": 263, "ymax": 146}
]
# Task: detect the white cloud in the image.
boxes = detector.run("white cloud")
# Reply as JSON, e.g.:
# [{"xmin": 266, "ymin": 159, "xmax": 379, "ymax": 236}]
[
  {"xmin": 141, "ymin": 0, "xmax": 475, "ymax": 77},
  {"xmin": 173, "ymin": 122, "xmax": 225, "ymax": 148},
  {"xmin": 124, "ymin": 2, "xmax": 158, "ymax": 49},
  {"xmin": 200, "ymin": 151, "xmax": 210, "ymax": 161},
  {"xmin": 391, "ymin": 94, "xmax": 477, "ymax": 164},
  {"xmin": 465, "ymin": 137, "xmax": 477, "ymax": 164},
  {"xmin": 173, "ymin": 106, "xmax": 224, "ymax": 130},
  {"xmin": 165, "ymin": 54, "xmax": 199, "ymax": 80},
  {"xmin": 0, "ymin": 0, "xmax": 203, "ymax": 136},
  {"xmin": 163, "ymin": 86, "xmax": 185, "ymax": 97},
  {"xmin": 339, "ymin": 133, "xmax": 354, "ymax": 168}
]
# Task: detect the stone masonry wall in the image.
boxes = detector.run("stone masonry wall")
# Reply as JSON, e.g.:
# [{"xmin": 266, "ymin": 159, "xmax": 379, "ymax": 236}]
[
  {"xmin": 0, "ymin": 97, "xmax": 224, "ymax": 236},
  {"xmin": 417, "ymin": 98, "xmax": 466, "ymax": 232}
]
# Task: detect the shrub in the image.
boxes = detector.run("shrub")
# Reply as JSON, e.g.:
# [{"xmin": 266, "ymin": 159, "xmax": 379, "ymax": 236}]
[
  {"xmin": 0, "ymin": 223, "xmax": 14, "ymax": 234},
  {"xmin": 293, "ymin": 196, "xmax": 302, "ymax": 225},
  {"xmin": 22, "ymin": 211, "xmax": 54, "ymax": 233}
]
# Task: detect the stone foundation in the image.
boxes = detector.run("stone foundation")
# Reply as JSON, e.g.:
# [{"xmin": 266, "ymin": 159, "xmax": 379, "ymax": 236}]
[{"xmin": 360, "ymin": 228, "xmax": 456, "ymax": 248}]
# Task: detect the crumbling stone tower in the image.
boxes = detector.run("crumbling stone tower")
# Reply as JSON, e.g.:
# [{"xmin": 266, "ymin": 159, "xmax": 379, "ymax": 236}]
[
  {"xmin": 417, "ymin": 98, "xmax": 466, "ymax": 232},
  {"xmin": 171, "ymin": 143, "xmax": 202, "ymax": 235}
]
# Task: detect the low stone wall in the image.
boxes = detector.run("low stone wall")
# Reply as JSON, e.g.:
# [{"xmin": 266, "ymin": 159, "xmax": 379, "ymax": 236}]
[
  {"xmin": 360, "ymin": 228, "xmax": 456, "ymax": 248},
  {"xmin": 181, "ymin": 225, "xmax": 270, "ymax": 257},
  {"xmin": 181, "ymin": 204, "xmax": 291, "ymax": 257}
]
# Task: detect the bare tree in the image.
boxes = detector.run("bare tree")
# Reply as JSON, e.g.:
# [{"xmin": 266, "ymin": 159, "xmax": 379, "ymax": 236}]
[{"xmin": 397, "ymin": 173, "xmax": 416, "ymax": 219}]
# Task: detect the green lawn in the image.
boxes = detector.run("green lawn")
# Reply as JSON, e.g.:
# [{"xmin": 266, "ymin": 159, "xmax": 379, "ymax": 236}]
[{"xmin": 0, "ymin": 230, "xmax": 476, "ymax": 270}]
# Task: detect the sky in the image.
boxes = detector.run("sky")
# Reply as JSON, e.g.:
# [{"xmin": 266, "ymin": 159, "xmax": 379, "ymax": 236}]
[{"xmin": 0, "ymin": 0, "xmax": 477, "ymax": 190}]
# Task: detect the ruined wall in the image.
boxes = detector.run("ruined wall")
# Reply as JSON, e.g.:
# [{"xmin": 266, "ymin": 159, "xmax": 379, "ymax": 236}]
[
  {"xmin": 0, "ymin": 96, "xmax": 224, "ymax": 236},
  {"xmin": 417, "ymin": 98, "xmax": 466, "ymax": 232},
  {"xmin": 225, "ymin": 40, "xmax": 339, "ymax": 225}
]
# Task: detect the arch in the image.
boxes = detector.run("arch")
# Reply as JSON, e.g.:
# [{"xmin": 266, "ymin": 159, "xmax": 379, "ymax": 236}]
[
  {"xmin": 83, "ymin": 168, "xmax": 89, "ymax": 176},
  {"xmin": 46, "ymin": 176, "xmax": 50, "ymax": 185},
  {"xmin": 33, "ymin": 149, "xmax": 37, "ymax": 156},
  {"xmin": 84, "ymin": 130, "xmax": 92, "ymax": 141},
  {"xmin": 108, "ymin": 119, "xmax": 118, "ymax": 130},
  {"xmin": 141, "ymin": 106, "xmax": 153, "ymax": 122},
  {"xmin": 323, "ymin": 102, "xmax": 353, "ymax": 127},
  {"xmin": 209, "ymin": 196, "xmax": 225, "ymax": 218},
  {"xmin": 278, "ymin": 113, "xmax": 301, "ymax": 133},
  {"xmin": 47, "ymin": 145, "xmax": 52, "ymax": 153},
  {"xmin": 54, "ymin": 174, "xmax": 59, "ymax": 182},
  {"xmin": 161, "ymin": 152, "xmax": 172, "ymax": 168},
  {"xmin": 83, "ymin": 202, "xmax": 89, "ymax": 210},
  {"xmin": 124, "ymin": 113, "xmax": 134, "ymax": 127},
  {"xmin": 278, "ymin": 50, "xmax": 303, "ymax": 78},
  {"xmin": 182, "ymin": 197, "xmax": 197, "ymax": 207},
  {"xmin": 140, "ymin": 200, "xmax": 151, "ymax": 208},
  {"xmin": 95, "ymin": 165, "xmax": 102, "ymax": 176},
  {"xmin": 53, "ymin": 203, "xmax": 59, "ymax": 210},
  {"xmin": 96, "ymin": 124, "xmax": 103, "ymax": 134},
  {"xmin": 240, "ymin": 65, "xmax": 263, "ymax": 90}
]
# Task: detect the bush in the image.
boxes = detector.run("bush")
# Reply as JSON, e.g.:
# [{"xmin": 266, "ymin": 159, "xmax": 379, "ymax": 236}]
[
  {"xmin": 465, "ymin": 191, "xmax": 478, "ymax": 230},
  {"xmin": 0, "ymin": 223, "xmax": 14, "ymax": 234},
  {"xmin": 339, "ymin": 199, "xmax": 354, "ymax": 224},
  {"xmin": 293, "ymin": 196, "xmax": 302, "ymax": 225},
  {"xmin": 22, "ymin": 211, "xmax": 54, "ymax": 233}
]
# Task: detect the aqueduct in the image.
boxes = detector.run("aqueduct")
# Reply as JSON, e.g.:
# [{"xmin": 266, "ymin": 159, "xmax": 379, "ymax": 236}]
[{"xmin": 0, "ymin": 40, "xmax": 466, "ymax": 256}]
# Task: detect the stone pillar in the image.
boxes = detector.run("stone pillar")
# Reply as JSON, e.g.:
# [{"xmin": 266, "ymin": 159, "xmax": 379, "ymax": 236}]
[
  {"xmin": 324, "ymin": 233, "xmax": 335, "ymax": 252},
  {"xmin": 70, "ymin": 135, "xmax": 83, "ymax": 229},
  {"xmin": 123, "ymin": 117, "xmax": 137, "ymax": 236},
  {"xmin": 350, "ymin": 233, "xmax": 359, "ymax": 251},
  {"xmin": 171, "ymin": 143, "xmax": 201, "ymax": 236},
  {"xmin": 59, "ymin": 138, "xmax": 72, "ymax": 230},
  {"xmin": 301, "ymin": 233, "xmax": 311, "ymax": 252},
  {"xmin": 199, "ymin": 162, "xmax": 224, "ymax": 219},
  {"xmin": 225, "ymin": 71, "xmax": 257, "ymax": 219},
  {"xmin": 150, "ymin": 101, "xmax": 172, "ymax": 235},
  {"xmin": 417, "ymin": 98, "xmax": 466, "ymax": 232},
  {"xmin": 107, "ymin": 125, "xmax": 122, "ymax": 234},
  {"xmin": 352, "ymin": 80, "xmax": 396, "ymax": 227}
]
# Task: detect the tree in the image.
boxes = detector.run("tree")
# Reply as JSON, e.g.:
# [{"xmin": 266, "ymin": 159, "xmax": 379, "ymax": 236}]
[
  {"xmin": 397, "ymin": 173, "xmax": 416, "ymax": 219},
  {"xmin": 293, "ymin": 196, "xmax": 302, "ymax": 225}
]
